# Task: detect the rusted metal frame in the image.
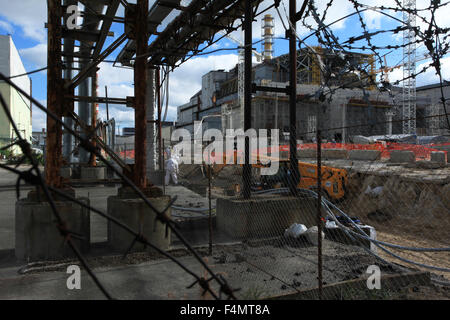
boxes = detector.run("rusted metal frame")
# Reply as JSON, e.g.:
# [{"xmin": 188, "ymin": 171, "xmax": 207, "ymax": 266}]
[
  {"xmin": 116, "ymin": 0, "xmax": 181, "ymax": 65},
  {"xmin": 66, "ymin": 95, "xmax": 127, "ymax": 105},
  {"xmin": 67, "ymin": 110, "xmax": 131, "ymax": 172},
  {"xmin": 46, "ymin": 0, "xmax": 64, "ymax": 187},
  {"xmin": 146, "ymin": 0, "xmax": 226, "ymax": 64},
  {"xmin": 288, "ymin": 0, "xmax": 300, "ymax": 196},
  {"xmin": 65, "ymin": 32, "xmax": 128, "ymax": 91},
  {"xmin": 0, "ymin": 73, "xmax": 236, "ymax": 300},
  {"xmin": 78, "ymin": 11, "xmax": 125, "ymax": 24},
  {"xmin": 62, "ymin": 29, "xmax": 101, "ymax": 42},
  {"xmin": 157, "ymin": 0, "xmax": 262, "ymax": 67},
  {"xmin": 92, "ymin": 0, "xmax": 121, "ymax": 59},
  {"xmin": 157, "ymin": 0, "xmax": 239, "ymax": 62},
  {"xmin": 133, "ymin": 0, "xmax": 149, "ymax": 189},
  {"xmin": 242, "ymin": 0, "xmax": 252, "ymax": 199}
]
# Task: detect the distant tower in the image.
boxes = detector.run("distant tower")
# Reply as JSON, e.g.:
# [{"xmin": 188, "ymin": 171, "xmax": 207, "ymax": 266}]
[
  {"xmin": 261, "ymin": 14, "xmax": 274, "ymax": 61},
  {"xmin": 402, "ymin": 0, "xmax": 417, "ymax": 134}
]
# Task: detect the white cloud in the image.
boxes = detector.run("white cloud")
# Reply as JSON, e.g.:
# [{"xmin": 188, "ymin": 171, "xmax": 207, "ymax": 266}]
[
  {"xmin": 0, "ymin": 0, "xmax": 47, "ymax": 42},
  {"xmin": 19, "ymin": 43, "xmax": 47, "ymax": 68},
  {"xmin": 387, "ymin": 57, "xmax": 450, "ymax": 86},
  {"xmin": 96, "ymin": 54, "xmax": 239, "ymax": 125},
  {"xmin": 32, "ymin": 100, "xmax": 47, "ymax": 131},
  {"xmin": 0, "ymin": 20, "xmax": 14, "ymax": 34}
]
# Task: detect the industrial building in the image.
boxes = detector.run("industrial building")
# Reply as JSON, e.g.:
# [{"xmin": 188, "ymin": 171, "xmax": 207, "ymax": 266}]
[
  {"xmin": 416, "ymin": 82, "xmax": 450, "ymax": 136},
  {"xmin": 0, "ymin": 35, "xmax": 32, "ymax": 154},
  {"xmin": 176, "ymin": 49, "xmax": 398, "ymax": 142}
]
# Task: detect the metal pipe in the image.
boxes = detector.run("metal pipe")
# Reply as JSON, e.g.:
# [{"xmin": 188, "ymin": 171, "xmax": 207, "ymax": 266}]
[
  {"xmin": 242, "ymin": 0, "xmax": 252, "ymax": 199},
  {"xmin": 105, "ymin": 86, "xmax": 109, "ymax": 121}
]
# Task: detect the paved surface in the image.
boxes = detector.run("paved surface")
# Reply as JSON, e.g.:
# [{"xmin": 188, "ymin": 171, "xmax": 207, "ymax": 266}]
[{"xmin": 0, "ymin": 240, "xmax": 385, "ymax": 300}]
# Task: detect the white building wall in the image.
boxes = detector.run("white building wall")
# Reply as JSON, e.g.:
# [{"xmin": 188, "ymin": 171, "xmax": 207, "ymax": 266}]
[{"xmin": 0, "ymin": 35, "xmax": 32, "ymax": 153}]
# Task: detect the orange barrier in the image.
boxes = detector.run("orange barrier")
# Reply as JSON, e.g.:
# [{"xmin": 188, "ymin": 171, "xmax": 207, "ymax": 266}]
[{"xmin": 116, "ymin": 142, "xmax": 448, "ymax": 162}]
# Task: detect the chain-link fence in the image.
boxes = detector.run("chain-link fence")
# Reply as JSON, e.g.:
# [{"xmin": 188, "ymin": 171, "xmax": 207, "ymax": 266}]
[{"xmin": 0, "ymin": 0, "xmax": 450, "ymax": 300}]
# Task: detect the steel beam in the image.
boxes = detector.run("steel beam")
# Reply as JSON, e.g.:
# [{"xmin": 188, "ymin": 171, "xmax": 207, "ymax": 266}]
[
  {"xmin": 242, "ymin": 0, "xmax": 252, "ymax": 199},
  {"xmin": 288, "ymin": 0, "xmax": 300, "ymax": 195},
  {"xmin": 133, "ymin": 0, "xmax": 149, "ymax": 189},
  {"xmin": 46, "ymin": 0, "xmax": 63, "ymax": 187}
]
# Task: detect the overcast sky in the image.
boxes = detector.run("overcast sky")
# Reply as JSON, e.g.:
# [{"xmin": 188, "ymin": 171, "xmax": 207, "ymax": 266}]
[{"xmin": 0, "ymin": 0, "xmax": 449, "ymax": 132}]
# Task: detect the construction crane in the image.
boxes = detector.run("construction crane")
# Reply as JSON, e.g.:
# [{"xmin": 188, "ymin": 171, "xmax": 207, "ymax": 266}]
[{"xmin": 374, "ymin": 52, "xmax": 431, "ymax": 83}]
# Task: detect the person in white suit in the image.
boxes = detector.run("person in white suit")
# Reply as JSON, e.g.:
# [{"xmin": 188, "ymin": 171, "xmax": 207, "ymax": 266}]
[{"xmin": 165, "ymin": 153, "xmax": 179, "ymax": 185}]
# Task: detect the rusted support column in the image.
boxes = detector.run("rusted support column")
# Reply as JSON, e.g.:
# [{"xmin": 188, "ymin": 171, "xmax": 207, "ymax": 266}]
[
  {"xmin": 242, "ymin": 0, "xmax": 252, "ymax": 199},
  {"xmin": 133, "ymin": 0, "xmax": 149, "ymax": 189},
  {"xmin": 46, "ymin": 0, "xmax": 63, "ymax": 187},
  {"xmin": 89, "ymin": 72, "xmax": 98, "ymax": 166},
  {"xmin": 288, "ymin": 0, "xmax": 300, "ymax": 195}
]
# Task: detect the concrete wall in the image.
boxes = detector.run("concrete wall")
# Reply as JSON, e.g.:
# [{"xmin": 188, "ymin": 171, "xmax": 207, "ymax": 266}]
[{"xmin": 217, "ymin": 195, "xmax": 320, "ymax": 240}]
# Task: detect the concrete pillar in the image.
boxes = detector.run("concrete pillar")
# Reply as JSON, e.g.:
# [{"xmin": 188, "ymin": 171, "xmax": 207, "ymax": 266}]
[
  {"xmin": 107, "ymin": 191, "xmax": 171, "ymax": 253},
  {"xmin": 15, "ymin": 191, "xmax": 90, "ymax": 261}
]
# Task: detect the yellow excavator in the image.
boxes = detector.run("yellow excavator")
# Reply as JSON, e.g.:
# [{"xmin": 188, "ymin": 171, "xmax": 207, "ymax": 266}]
[{"xmin": 210, "ymin": 151, "xmax": 348, "ymax": 201}]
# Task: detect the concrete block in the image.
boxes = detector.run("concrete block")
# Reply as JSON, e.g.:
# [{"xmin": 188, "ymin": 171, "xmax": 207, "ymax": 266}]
[
  {"xmin": 348, "ymin": 150, "xmax": 381, "ymax": 161},
  {"xmin": 431, "ymin": 151, "xmax": 447, "ymax": 164},
  {"xmin": 15, "ymin": 194, "xmax": 90, "ymax": 261},
  {"xmin": 60, "ymin": 167, "xmax": 72, "ymax": 179},
  {"xmin": 433, "ymin": 145, "xmax": 450, "ymax": 163},
  {"xmin": 389, "ymin": 150, "xmax": 415, "ymax": 163},
  {"xmin": 216, "ymin": 195, "xmax": 320, "ymax": 240},
  {"xmin": 322, "ymin": 149, "xmax": 348, "ymax": 160},
  {"xmin": 81, "ymin": 166, "xmax": 106, "ymax": 180},
  {"xmin": 297, "ymin": 149, "xmax": 316, "ymax": 159},
  {"xmin": 107, "ymin": 195, "xmax": 171, "ymax": 253}
]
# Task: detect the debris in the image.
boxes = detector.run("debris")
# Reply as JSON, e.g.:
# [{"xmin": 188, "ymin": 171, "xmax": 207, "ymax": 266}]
[
  {"xmin": 304, "ymin": 226, "xmax": 325, "ymax": 246},
  {"xmin": 284, "ymin": 223, "xmax": 308, "ymax": 238}
]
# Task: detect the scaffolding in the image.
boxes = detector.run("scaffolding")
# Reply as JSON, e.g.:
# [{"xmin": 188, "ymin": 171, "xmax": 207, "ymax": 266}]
[{"xmin": 402, "ymin": 0, "xmax": 417, "ymax": 134}]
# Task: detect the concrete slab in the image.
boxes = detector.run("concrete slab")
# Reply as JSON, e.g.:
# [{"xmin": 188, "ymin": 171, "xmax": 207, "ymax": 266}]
[
  {"xmin": 349, "ymin": 150, "xmax": 381, "ymax": 161},
  {"xmin": 389, "ymin": 151, "xmax": 415, "ymax": 163},
  {"xmin": 0, "ymin": 240, "xmax": 395, "ymax": 300},
  {"xmin": 322, "ymin": 149, "xmax": 348, "ymax": 160}
]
